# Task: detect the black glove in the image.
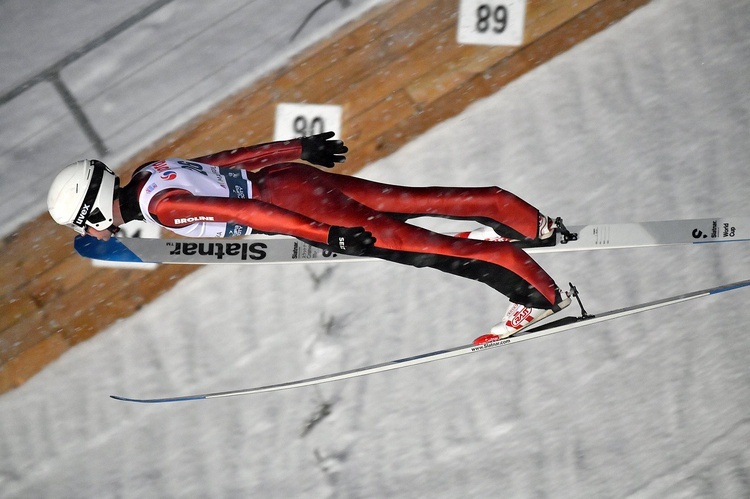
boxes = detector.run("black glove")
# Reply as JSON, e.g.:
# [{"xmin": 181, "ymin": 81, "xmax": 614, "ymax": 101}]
[
  {"xmin": 300, "ymin": 131, "xmax": 348, "ymax": 168},
  {"xmin": 327, "ymin": 226, "xmax": 376, "ymax": 256}
]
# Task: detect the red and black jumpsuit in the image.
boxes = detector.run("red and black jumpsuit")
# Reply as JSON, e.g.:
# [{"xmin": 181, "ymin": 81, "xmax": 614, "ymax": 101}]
[{"xmin": 125, "ymin": 139, "xmax": 561, "ymax": 309}]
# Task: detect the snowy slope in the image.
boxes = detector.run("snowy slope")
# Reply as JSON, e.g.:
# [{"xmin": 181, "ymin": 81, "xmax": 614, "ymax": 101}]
[{"xmin": 1, "ymin": 0, "xmax": 749, "ymax": 497}]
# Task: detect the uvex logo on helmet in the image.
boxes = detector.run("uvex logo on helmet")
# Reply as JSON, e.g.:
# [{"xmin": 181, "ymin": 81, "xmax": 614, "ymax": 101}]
[{"xmin": 75, "ymin": 203, "xmax": 91, "ymax": 226}]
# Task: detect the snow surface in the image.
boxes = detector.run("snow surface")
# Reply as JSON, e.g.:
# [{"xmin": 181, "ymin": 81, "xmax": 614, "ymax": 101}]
[{"xmin": 1, "ymin": 0, "xmax": 749, "ymax": 497}]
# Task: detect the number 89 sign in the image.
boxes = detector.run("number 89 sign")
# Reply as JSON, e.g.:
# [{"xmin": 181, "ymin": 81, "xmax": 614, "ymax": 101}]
[{"xmin": 457, "ymin": 0, "xmax": 527, "ymax": 47}]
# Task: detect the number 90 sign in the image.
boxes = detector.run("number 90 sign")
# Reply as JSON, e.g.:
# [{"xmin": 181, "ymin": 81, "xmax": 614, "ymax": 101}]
[
  {"xmin": 457, "ymin": 0, "xmax": 527, "ymax": 46},
  {"xmin": 274, "ymin": 103, "xmax": 343, "ymax": 140}
]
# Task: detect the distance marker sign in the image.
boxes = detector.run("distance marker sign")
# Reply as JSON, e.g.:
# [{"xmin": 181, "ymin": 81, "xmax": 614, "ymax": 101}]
[
  {"xmin": 274, "ymin": 103, "xmax": 342, "ymax": 140},
  {"xmin": 457, "ymin": 0, "xmax": 527, "ymax": 46}
]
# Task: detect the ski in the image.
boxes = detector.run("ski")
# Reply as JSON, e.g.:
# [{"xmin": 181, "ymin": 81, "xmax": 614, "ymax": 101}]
[
  {"xmin": 110, "ymin": 278, "xmax": 750, "ymax": 404},
  {"xmin": 77, "ymin": 217, "xmax": 750, "ymax": 265}
]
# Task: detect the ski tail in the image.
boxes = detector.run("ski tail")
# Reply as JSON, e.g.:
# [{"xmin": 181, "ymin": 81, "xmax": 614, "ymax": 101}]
[{"xmin": 110, "ymin": 394, "xmax": 208, "ymax": 403}]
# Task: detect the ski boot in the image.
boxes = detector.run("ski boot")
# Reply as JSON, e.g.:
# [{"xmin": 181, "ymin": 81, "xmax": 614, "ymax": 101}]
[
  {"xmin": 488, "ymin": 288, "xmax": 572, "ymax": 340},
  {"xmin": 454, "ymin": 226, "xmax": 516, "ymax": 242},
  {"xmin": 538, "ymin": 214, "xmax": 556, "ymax": 240},
  {"xmin": 456, "ymin": 214, "xmax": 574, "ymax": 245}
]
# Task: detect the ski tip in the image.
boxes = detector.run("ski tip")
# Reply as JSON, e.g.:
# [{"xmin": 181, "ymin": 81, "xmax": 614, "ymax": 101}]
[
  {"xmin": 110, "ymin": 395, "xmax": 153, "ymax": 403},
  {"xmin": 111, "ymin": 393, "xmax": 210, "ymax": 404},
  {"xmin": 75, "ymin": 235, "xmax": 145, "ymax": 263}
]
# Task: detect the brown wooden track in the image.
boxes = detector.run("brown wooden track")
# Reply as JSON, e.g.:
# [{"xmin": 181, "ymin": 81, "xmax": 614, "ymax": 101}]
[{"xmin": 0, "ymin": 0, "xmax": 649, "ymax": 393}]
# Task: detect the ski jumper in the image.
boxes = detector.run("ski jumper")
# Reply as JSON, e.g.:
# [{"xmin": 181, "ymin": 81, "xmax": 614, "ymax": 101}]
[{"xmin": 127, "ymin": 139, "xmax": 559, "ymax": 308}]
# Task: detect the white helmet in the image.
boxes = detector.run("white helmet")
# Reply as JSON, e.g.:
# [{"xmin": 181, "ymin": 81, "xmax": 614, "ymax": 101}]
[{"xmin": 47, "ymin": 159, "xmax": 119, "ymax": 235}]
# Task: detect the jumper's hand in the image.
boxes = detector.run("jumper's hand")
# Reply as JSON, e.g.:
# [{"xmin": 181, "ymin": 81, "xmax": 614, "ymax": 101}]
[
  {"xmin": 327, "ymin": 226, "xmax": 376, "ymax": 256},
  {"xmin": 300, "ymin": 131, "xmax": 348, "ymax": 168}
]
